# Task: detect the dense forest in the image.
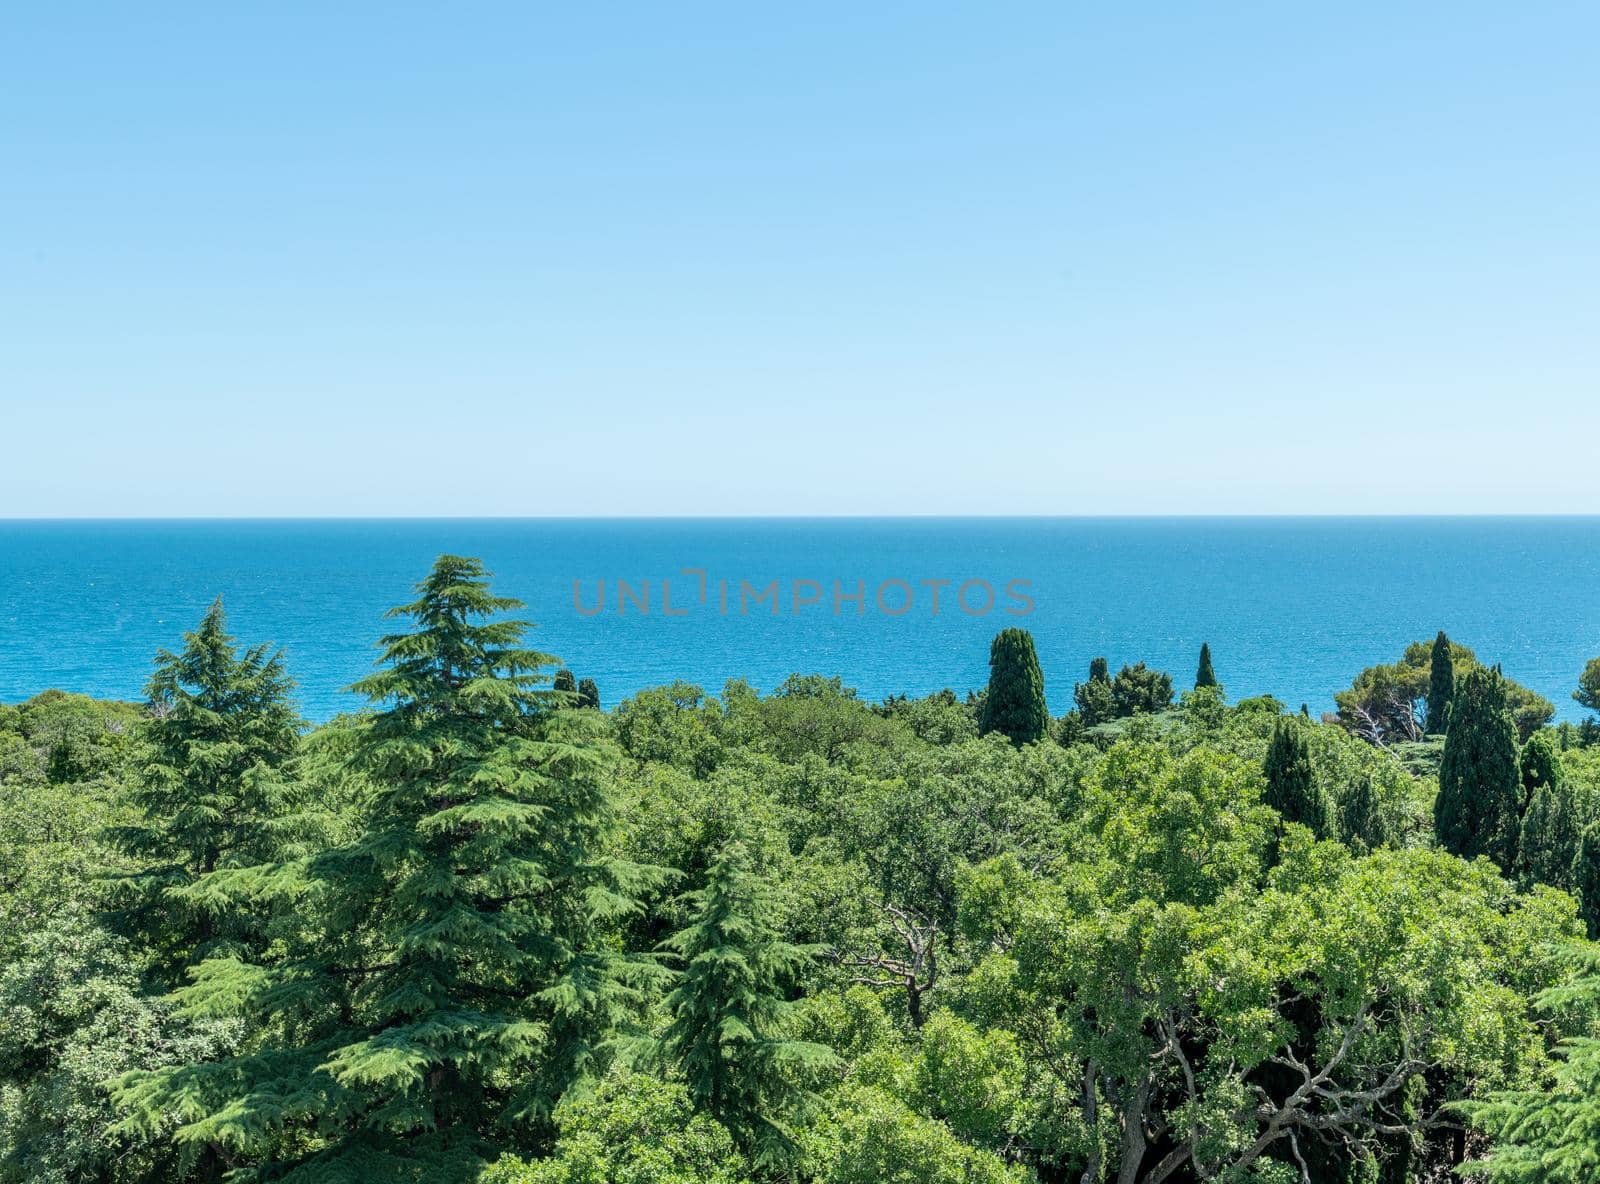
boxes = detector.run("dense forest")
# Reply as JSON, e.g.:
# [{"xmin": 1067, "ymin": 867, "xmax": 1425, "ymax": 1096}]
[{"xmin": 5, "ymin": 555, "xmax": 1600, "ymax": 1184}]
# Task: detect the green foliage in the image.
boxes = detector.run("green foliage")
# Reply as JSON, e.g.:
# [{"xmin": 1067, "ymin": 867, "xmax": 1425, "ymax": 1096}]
[
  {"xmin": 1195, "ymin": 641, "xmax": 1218, "ymax": 689},
  {"xmin": 907, "ymin": 1012, "xmax": 1022, "ymax": 1148},
  {"xmin": 1578, "ymin": 656, "xmax": 1600, "ymax": 716},
  {"xmin": 1111, "ymin": 661, "xmax": 1174, "ymax": 717},
  {"xmin": 977, "ymin": 629, "xmax": 1048, "ymax": 745},
  {"xmin": 613, "ymin": 683, "xmax": 726, "ymax": 776},
  {"xmin": 657, "ymin": 841, "xmax": 835, "ymax": 1161},
  {"xmin": 1463, "ymin": 946, "xmax": 1600, "ymax": 1182},
  {"xmin": 1072, "ymin": 658, "xmax": 1116, "ymax": 727},
  {"xmin": 553, "ymin": 668, "xmax": 577, "ymax": 695},
  {"xmin": 112, "ymin": 556, "xmax": 665, "ymax": 1181},
  {"xmin": 810, "ymin": 1084, "xmax": 1027, "ymax": 1184},
  {"xmin": 481, "ymin": 1075, "xmax": 752, "ymax": 1184},
  {"xmin": 1427, "ymin": 629, "xmax": 1455, "ymax": 734},
  {"xmin": 577, "ymin": 678, "xmax": 600, "ymax": 711},
  {"xmin": 1338, "ymin": 637, "xmax": 1554, "ymax": 745},
  {"xmin": 0, "ymin": 912, "xmax": 239, "ymax": 1184},
  {"xmin": 1264, "ymin": 719, "xmax": 1332, "ymax": 839},
  {"xmin": 1436, "ymin": 666, "xmax": 1523, "ymax": 873},
  {"xmin": 107, "ymin": 599, "xmax": 304, "ymax": 976},
  {"xmin": 1575, "ymin": 825, "xmax": 1600, "ymax": 940}
]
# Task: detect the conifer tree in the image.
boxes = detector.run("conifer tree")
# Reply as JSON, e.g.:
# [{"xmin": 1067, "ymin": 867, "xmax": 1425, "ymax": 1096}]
[
  {"xmin": 1337, "ymin": 771, "xmax": 1388, "ymax": 853},
  {"xmin": 114, "ymin": 556, "xmax": 665, "ymax": 1181},
  {"xmin": 1578, "ymin": 657, "xmax": 1600, "ymax": 714},
  {"xmin": 1073, "ymin": 657, "xmax": 1116, "ymax": 727},
  {"xmin": 1195, "ymin": 642, "xmax": 1218, "ymax": 690},
  {"xmin": 1575, "ymin": 825, "xmax": 1600, "ymax": 940},
  {"xmin": 553, "ymin": 667, "xmax": 577, "ymax": 695},
  {"xmin": 657, "ymin": 841, "xmax": 834, "ymax": 1162},
  {"xmin": 109, "ymin": 598, "xmax": 302, "ymax": 977},
  {"xmin": 1434, "ymin": 665, "xmax": 1522, "ymax": 873},
  {"xmin": 577, "ymin": 677, "xmax": 600, "ymax": 710},
  {"xmin": 1263, "ymin": 719, "xmax": 1331, "ymax": 838},
  {"xmin": 1426, "ymin": 630, "xmax": 1455, "ymax": 734},
  {"xmin": 978, "ymin": 628, "xmax": 1048, "ymax": 745}
]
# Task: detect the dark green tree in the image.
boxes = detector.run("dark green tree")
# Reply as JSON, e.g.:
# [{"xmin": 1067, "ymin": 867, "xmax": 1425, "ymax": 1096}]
[
  {"xmin": 1578, "ymin": 656, "xmax": 1600, "ymax": 716},
  {"xmin": 1110, "ymin": 662, "xmax": 1174, "ymax": 718},
  {"xmin": 1434, "ymin": 665, "xmax": 1522, "ymax": 873},
  {"xmin": 1337, "ymin": 771, "xmax": 1389, "ymax": 853},
  {"xmin": 657, "ymin": 841, "xmax": 835, "ymax": 1163},
  {"xmin": 977, "ymin": 628, "xmax": 1048, "ymax": 745},
  {"xmin": 1195, "ymin": 642, "xmax": 1218, "ymax": 690},
  {"xmin": 553, "ymin": 667, "xmax": 577, "ymax": 695},
  {"xmin": 1574, "ymin": 826, "xmax": 1600, "ymax": 940},
  {"xmin": 1426, "ymin": 630, "xmax": 1455, "ymax": 734},
  {"xmin": 1518, "ymin": 750, "xmax": 1581, "ymax": 893},
  {"xmin": 114, "ymin": 556, "xmax": 666, "ymax": 1181},
  {"xmin": 1263, "ymin": 719, "xmax": 1331, "ymax": 838},
  {"xmin": 108, "ymin": 598, "xmax": 302, "ymax": 977},
  {"xmin": 577, "ymin": 677, "xmax": 600, "ymax": 710},
  {"xmin": 1073, "ymin": 658, "xmax": 1116, "ymax": 727}
]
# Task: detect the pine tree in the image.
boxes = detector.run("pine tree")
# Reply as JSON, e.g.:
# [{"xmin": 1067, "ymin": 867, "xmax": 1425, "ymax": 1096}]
[
  {"xmin": 1195, "ymin": 642, "xmax": 1218, "ymax": 690},
  {"xmin": 113, "ymin": 556, "xmax": 666, "ymax": 1181},
  {"xmin": 1577, "ymin": 656, "xmax": 1600, "ymax": 716},
  {"xmin": 109, "ymin": 598, "xmax": 302, "ymax": 978},
  {"xmin": 1263, "ymin": 719, "xmax": 1331, "ymax": 838},
  {"xmin": 577, "ymin": 677, "xmax": 600, "ymax": 710},
  {"xmin": 1073, "ymin": 657, "xmax": 1116, "ymax": 727},
  {"xmin": 978, "ymin": 628, "xmax": 1048, "ymax": 745},
  {"xmin": 553, "ymin": 667, "xmax": 577, "ymax": 695},
  {"xmin": 1434, "ymin": 665, "xmax": 1522, "ymax": 874},
  {"xmin": 1426, "ymin": 631, "xmax": 1455, "ymax": 735},
  {"xmin": 657, "ymin": 841, "xmax": 835, "ymax": 1163}
]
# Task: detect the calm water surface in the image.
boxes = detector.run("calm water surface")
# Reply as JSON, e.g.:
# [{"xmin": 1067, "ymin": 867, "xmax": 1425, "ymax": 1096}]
[{"xmin": 1, "ymin": 518, "xmax": 1596, "ymax": 723}]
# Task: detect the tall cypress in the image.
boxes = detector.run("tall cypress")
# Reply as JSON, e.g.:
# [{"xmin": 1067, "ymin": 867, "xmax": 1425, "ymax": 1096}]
[
  {"xmin": 1574, "ymin": 824, "xmax": 1600, "ymax": 939},
  {"xmin": 1434, "ymin": 665, "xmax": 1522, "ymax": 873},
  {"xmin": 577, "ymin": 677, "xmax": 601, "ymax": 710},
  {"xmin": 1426, "ymin": 631, "xmax": 1455, "ymax": 735},
  {"xmin": 978, "ymin": 628, "xmax": 1049, "ymax": 744},
  {"xmin": 657, "ymin": 841, "xmax": 834, "ymax": 1163},
  {"xmin": 1263, "ymin": 719, "xmax": 1331, "ymax": 838},
  {"xmin": 1195, "ymin": 642, "xmax": 1218, "ymax": 689},
  {"xmin": 553, "ymin": 667, "xmax": 577, "ymax": 695},
  {"xmin": 1518, "ymin": 731, "xmax": 1578, "ymax": 890},
  {"xmin": 114, "ymin": 556, "xmax": 666, "ymax": 1180},
  {"xmin": 109, "ymin": 598, "xmax": 302, "ymax": 978}
]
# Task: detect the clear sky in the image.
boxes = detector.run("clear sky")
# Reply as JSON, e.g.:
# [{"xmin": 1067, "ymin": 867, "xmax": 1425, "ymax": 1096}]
[{"xmin": 3, "ymin": 3, "xmax": 1596, "ymax": 516}]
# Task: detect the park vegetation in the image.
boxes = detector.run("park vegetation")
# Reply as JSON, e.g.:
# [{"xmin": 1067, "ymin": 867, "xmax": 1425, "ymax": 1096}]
[{"xmin": 3, "ymin": 558, "xmax": 1600, "ymax": 1183}]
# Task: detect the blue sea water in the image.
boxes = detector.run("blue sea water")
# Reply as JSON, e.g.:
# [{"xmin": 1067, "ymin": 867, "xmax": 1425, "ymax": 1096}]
[{"xmin": 1, "ymin": 518, "xmax": 1597, "ymax": 724}]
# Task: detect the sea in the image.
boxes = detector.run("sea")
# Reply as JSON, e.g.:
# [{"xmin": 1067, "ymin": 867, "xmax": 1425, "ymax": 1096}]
[{"xmin": 1, "ymin": 518, "xmax": 1596, "ymax": 724}]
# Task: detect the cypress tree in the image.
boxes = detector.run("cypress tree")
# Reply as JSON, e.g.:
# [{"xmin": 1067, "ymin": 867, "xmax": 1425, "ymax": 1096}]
[
  {"xmin": 1338, "ymin": 771, "xmax": 1388, "ymax": 854},
  {"xmin": 578, "ymin": 677, "xmax": 600, "ymax": 710},
  {"xmin": 553, "ymin": 667, "xmax": 577, "ymax": 695},
  {"xmin": 657, "ymin": 841, "xmax": 835, "ymax": 1162},
  {"xmin": 1426, "ymin": 631, "xmax": 1455, "ymax": 735},
  {"xmin": 1195, "ymin": 642, "xmax": 1218, "ymax": 689},
  {"xmin": 109, "ymin": 598, "xmax": 302, "ymax": 977},
  {"xmin": 1264, "ymin": 719, "xmax": 1332, "ymax": 838},
  {"xmin": 978, "ymin": 628, "xmax": 1049, "ymax": 745},
  {"xmin": 1575, "ymin": 824, "xmax": 1600, "ymax": 939},
  {"xmin": 114, "ymin": 556, "xmax": 666, "ymax": 1180},
  {"xmin": 1518, "ymin": 731, "xmax": 1579, "ymax": 889},
  {"xmin": 1434, "ymin": 665, "xmax": 1522, "ymax": 873}
]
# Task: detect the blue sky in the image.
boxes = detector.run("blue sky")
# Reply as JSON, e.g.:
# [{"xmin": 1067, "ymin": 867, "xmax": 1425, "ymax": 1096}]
[{"xmin": 3, "ymin": 3, "xmax": 1596, "ymax": 516}]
